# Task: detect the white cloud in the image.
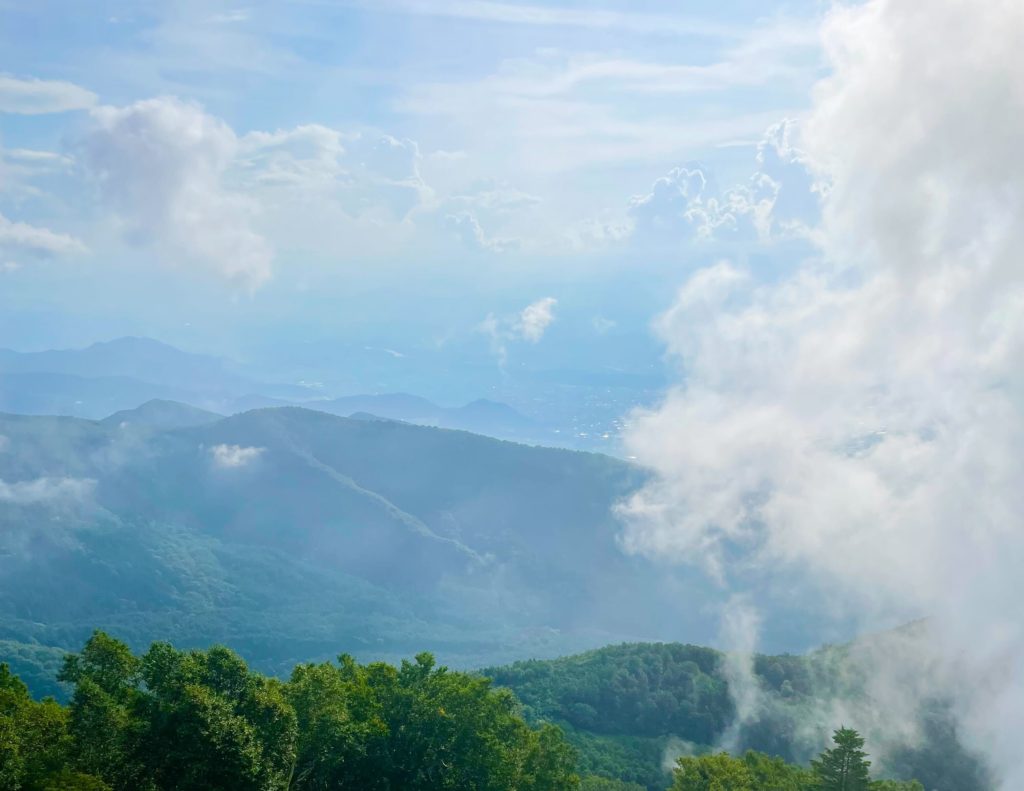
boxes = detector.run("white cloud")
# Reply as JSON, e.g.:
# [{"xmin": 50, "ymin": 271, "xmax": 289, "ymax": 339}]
[
  {"xmin": 239, "ymin": 124, "xmax": 348, "ymax": 189},
  {"xmin": 479, "ymin": 296, "xmax": 558, "ymax": 365},
  {"xmin": 446, "ymin": 210, "xmax": 517, "ymax": 253},
  {"xmin": 4, "ymin": 148, "xmax": 74, "ymax": 169},
  {"xmin": 619, "ymin": 1, "xmax": 1024, "ymax": 786},
  {"xmin": 83, "ymin": 97, "xmax": 273, "ymax": 290},
  {"xmin": 0, "ymin": 211, "xmax": 87, "ymax": 264},
  {"xmin": 627, "ymin": 121, "xmax": 818, "ymax": 246},
  {"xmin": 516, "ymin": 296, "xmax": 557, "ymax": 343},
  {"xmin": 0, "ymin": 476, "xmax": 95, "ymax": 505},
  {"xmin": 396, "ymin": 17, "xmax": 820, "ymax": 178},
  {"xmin": 452, "ymin": 183, "xmax": 541, "ymax": 212},
  {"xmin": 0, "ymin": 74, "xmax": 97, "ymax": 115},
  {"xmin": 234, "ymin": 126, "xmax": 437, "ymax": 249},
  {"xmin": 209, "ymin": 443, "xmax": 265, "ymax": 468}
]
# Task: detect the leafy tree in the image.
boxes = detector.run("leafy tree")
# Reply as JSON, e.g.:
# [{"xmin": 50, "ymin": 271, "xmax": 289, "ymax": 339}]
[
  {"xmin": 288, "ymin": 651, "xmax": 579, "ymax": 790},
  {"xmin": 1, "ymin": 662, "xmax": 72, "ymax": 791},
  {"xmin": 135, "ymin": 642, "xmax": 297, "ymax": 790},
  {"xmin": 670, "ymin": 752, "xmax": 754, "ymax": 791},
  {"xmin": 742, "ymin": 750, "xmax": 815, "ymax": 790},
  {"xmin": 39, "ymin": 769, "xmax": 111, "ymax": 790},
  {"xmin": 811, "ymin": 728, "xmax": 871, "ymax": 791},
  {"xmin": 580, "ymin": 775, "xmax": 646, "ymax": 790},
  {"xmin": 58, "ymin": 633, "xmax": 144, "ymax": 789}
]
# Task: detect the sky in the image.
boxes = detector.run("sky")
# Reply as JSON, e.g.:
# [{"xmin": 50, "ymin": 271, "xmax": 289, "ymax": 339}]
[{"xmin": 0, "ymin": 0, "xmax": 825, "ymax": 370}]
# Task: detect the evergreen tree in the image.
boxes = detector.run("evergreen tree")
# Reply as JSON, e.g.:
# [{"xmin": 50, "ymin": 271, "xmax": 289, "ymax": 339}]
[{"xmin": 811, "ymin": 727, "xmax": 871, "ymax": 791}]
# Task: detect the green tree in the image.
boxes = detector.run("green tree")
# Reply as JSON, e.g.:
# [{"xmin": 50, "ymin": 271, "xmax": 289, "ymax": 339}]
[
  {"xmin": 868, "ymin": 781, "xmax": 924, "ymax": 791},
  {"xmin": 1, "ymin": 662, "xmax": 73, "ymax": 791},
  {"xmin": 811, "ymin": 728, "xmax": 871, "ymax": 791},
  {"xmin": 743, "ymin": 750, "xmax": 815, "ymax": 790},
  {"xmin": 670, "ymin": 752, "xmax": 754, "ymax": 791},
  {"xmin": 288, "ymin": 651, "xmax": 579, "ymax": 790},
  {"xmin": 38, "ymin": 769, "xmax": 111, "ymax": 790},
  {"xmin": 579, "ymin": 776, "xmax": 646, "ymax": 791}
]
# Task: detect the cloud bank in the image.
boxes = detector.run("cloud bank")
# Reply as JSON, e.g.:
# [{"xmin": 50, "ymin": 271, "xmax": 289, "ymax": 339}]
[{"xmin": 619, "ymin": 0, "xmax": 1024, "ymax": 786}]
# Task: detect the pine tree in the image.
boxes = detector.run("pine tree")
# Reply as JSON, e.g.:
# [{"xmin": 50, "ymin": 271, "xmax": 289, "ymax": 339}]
[{"xmin": 811, "ymin": 727, "xmax": 872, "ymax": 791}]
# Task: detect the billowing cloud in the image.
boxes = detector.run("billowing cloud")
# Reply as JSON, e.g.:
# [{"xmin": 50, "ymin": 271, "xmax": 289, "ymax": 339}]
[
  {"xmin": 628, "ymin": 122, "xmax": 817, "ymax": 246},
  {"xmin": 209, "ymin": 443, "xmax": 265, "ymax": 468},
  {"xmin": 0, "ymin": 74, "xmax": 96, "ymax": 115},
  {"xmin": 82, "ymin": 97, "xmax": 273, "ymax": 290},
  {"xmin": 0, "ymin": 476, "xmax": 95, "ymax": 505},
  {"xmin": 619, "ymin": 0, "xmax": 1024, "ymax": 786}
]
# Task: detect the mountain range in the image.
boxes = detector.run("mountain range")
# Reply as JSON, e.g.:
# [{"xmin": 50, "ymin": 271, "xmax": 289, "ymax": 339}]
[{"xmin": 0, "ymin": 337, "xmax": 542, "ymax": 442}]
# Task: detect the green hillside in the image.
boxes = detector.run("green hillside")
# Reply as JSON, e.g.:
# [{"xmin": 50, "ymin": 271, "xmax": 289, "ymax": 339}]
[
  {"xmin": 487, "ymin": 637, "xmax": 992, "ymax": 791},
  {"xmin": 1, "ymin": 406, "xmax": 721, "ymax": 685}
]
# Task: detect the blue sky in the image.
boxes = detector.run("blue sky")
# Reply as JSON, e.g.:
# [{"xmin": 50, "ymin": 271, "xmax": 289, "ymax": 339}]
[{"xmin": 0, "ymin": 0, "xmax": 824, "ymax": 369}]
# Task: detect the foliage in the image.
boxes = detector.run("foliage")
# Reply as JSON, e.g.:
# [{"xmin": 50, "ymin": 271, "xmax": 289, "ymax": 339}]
[
  {"xmin": 0, "ymin": 407, "xmax": 665, "ymax": 691},
  {"xmin": 1, "ymin": 632, "xmax": 580, "ymax": 791},
  {"xmin": 489, "ymin": 642, "xmax": 988, "ymax": 791},
  {"xmin": 670, "ymin": 751, "xmax": 816, "ymax": 791},
  {"xmin": 486, "ymin": 643, "xmax": 732, "ymax": 741},
  {"xmin": 668, "ymin": 739, "xmax": 925, "ymax": 791},
  {"xmin": 811, "ymin": 728, "xmax": 871, "ymax": 791},
  {"xmin": 580, "ymin": 776, "xmax": 647, "ymax": 791}
]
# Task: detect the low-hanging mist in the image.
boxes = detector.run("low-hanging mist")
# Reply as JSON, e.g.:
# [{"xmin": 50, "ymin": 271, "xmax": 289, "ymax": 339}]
[{"xmin": 618, "ymin": 0, "xmax": 1024, "ymax": 787}]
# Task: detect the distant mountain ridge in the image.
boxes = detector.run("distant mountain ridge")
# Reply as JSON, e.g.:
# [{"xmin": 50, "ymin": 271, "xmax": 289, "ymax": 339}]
[
  {"xmin": 102, "ymin": 399, "xmax": 224, "ymax": 430},
  {"xmin": 0, "ymin": 337, "xmax": 245, "ymax": 391},
  {"xmin": 0, "ymin": 337, "xmax": 542, "ymax": 443}
]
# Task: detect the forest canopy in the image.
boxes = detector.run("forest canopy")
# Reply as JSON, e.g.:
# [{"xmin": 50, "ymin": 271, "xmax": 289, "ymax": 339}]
[{"xmin": 1, "ymin": 633, "xmax": 925, "ymax": 791}]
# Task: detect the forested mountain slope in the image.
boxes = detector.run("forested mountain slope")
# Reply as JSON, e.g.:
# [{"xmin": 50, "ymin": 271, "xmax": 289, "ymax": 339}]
[
  {"xmin": 0, "ymin": 406, "xmax": 717, "ymax": 688},
  {"xmin": 487, "ymin": 633, "xmax": 991, "ymax": 791}
]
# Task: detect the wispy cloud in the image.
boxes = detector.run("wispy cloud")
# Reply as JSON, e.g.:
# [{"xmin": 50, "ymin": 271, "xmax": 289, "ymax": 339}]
[
  {"xmin": 0, "ymin": 476, "xmax": 95, "ymax": 505},
  {"xmin": 0, "ymin": 212, "xmax": 87, "ymax": 265},
  {"xmin": 0, "ymin": 74, "xmax": 97, "ymax": 114},
  {"xmin": 317, "ymin": 0, "xmax": 739, "ymax": 38},
  {"xmin": 479, "ymin": 296, "xmax": 558, "ymax": 365}
]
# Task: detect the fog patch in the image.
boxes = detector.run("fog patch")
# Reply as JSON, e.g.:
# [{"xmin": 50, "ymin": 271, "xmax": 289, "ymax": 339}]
[
  {"xmin": 209, "ymin": 443, "xmax": 265, "ymax": 468},
  {"xmin": 0, "ymin": 476, "xmax": 95, "ymax": 505}
]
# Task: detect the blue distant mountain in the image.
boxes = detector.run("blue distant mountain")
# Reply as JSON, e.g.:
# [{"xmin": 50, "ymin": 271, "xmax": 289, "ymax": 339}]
[{"xmin": 0, "ymin": 338, "xmax": 542, "ymax": 442}]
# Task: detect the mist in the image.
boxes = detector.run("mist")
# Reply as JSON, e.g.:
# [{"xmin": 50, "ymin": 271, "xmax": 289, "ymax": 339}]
[{"xmin": 619, "ymin": 0, "xmax": 1024, "ymax": 786}]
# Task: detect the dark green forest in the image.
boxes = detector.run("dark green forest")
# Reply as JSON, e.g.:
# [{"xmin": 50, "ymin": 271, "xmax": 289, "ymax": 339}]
[
  {"xmin": 487, "ymin": 642, "xmax": 991, "ymax": 791},
  {"xmin": 2, "ymin": 633, "xmax": 932, "ymax": 791}
]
